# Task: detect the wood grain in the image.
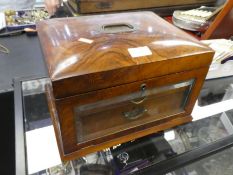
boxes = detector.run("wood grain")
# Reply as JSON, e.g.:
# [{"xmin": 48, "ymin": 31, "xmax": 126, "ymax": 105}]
[
  {"xmin": 47, "ymin": 67, "xmax": 210, "ymax": 158},
  {"xmin": 40, "ymin": 12, "xmax": 214, "ymax": 160},
  {"xmin": 68, "ymin": 0, "xmax": 216, "ymax": 14},
  {"xmin": 37, "ymin": 12, "xmax": 214, "ymax": 98}
]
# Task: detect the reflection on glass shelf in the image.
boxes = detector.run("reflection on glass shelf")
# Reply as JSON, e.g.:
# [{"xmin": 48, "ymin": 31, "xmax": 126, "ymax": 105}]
[
  {"xmin": 169, "ymin": 146, "xmax": 233, "ymax": 175},
  {"xmin": 22, "ymin": 79, "xmax": 51, "ymax": 131},
  {"xmin": 107, "ymin": 133, "xmax": 176, "ymax": 175},
  {"xmin": 26, "ymin": 126, "xmax": 61, "ymax": 174},
  {"xmin": 225, "ymin": 110, "xmax": 233, "ymax": 125},
  {"xmin": 167, "ymin": 111, "xmax": 233, "ymax": 154},
  {"xmin": 198, "ymin": 76, "xmax": 233, "ymax": 106},
  {"xmin": 22, "ymin": 79, "xmax": 49, "ymax": 96},
  {"xmin": 30, "ymin": 152, "xmax": 113, "ymax": 175}
]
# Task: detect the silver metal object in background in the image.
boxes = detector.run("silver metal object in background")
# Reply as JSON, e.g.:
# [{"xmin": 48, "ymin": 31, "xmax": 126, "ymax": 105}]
[{"xmin": 172, "ymin": 6, "xmax": 223, "ymax": 31}]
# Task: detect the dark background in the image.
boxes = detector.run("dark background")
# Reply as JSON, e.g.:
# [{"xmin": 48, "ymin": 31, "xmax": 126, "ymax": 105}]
[{"xmin": 0, "ymin": 34, "xmax": 47, "ymax": 174}]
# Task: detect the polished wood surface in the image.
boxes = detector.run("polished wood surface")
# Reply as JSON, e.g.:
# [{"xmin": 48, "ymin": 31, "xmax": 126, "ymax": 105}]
[
  {"xmin": 47, "ymin": 67, "xmax": 209, "ymax": 159},
  {"xmin": 202, "ymin": 0, "xmax": 233, "ymax": 39},
  {"xmin": 68, "ymin": 0, "xmax": 216, "ymax": 14},
  {"xmin": 40, "ymin": 12, "xmax": 214, "ymax": 160},
  {"xmin": 47, "ymin": 81, "xmax": 192, "ymax": 160},
  {"xmin": 37, "ymin": 12, "xmax": 214, "ymax": 99}
]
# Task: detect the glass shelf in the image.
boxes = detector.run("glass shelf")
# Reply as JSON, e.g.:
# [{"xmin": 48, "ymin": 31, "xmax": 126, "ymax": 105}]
[
  {"xmin": 21, "ymin": 76, "xmax": 233, "ymax": 175},
  {"xmin": 168, "ymin": 146, "xmax": 233, "ymax": 175}
]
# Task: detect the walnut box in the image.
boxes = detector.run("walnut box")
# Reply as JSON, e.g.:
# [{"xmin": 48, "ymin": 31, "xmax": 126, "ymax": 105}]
[{"xmin": 37, "ymin": 12, "xmax": 214, "ymax": 160}]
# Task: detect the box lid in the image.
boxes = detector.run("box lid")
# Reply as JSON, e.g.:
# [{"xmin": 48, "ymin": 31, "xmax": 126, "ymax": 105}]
[{"xmin": 37, "ymin": 12, "xmax": 214, "ymax": 99}]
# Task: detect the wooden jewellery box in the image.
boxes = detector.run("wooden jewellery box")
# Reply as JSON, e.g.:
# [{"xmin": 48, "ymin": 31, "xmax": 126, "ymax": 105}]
[
  {"xmin": 37, "ymin": 12, "xmax": 214, "ymax": 160},
  {"xmin": 67, "ymin": 0, "xmax": 216, "ymax": 14}
]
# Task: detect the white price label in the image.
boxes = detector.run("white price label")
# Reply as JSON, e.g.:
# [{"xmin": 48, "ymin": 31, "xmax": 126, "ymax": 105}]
[
  {"xmin": 78, "ymin": 37, "xmax": 93, "ymax": 44},
  {"xmin": 128, "ymin": 46, "xmax": 152, "ymax": 58}
]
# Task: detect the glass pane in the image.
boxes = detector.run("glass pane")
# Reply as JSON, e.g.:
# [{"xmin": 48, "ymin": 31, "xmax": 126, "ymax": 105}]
[
  {"xmin": 226, "ymin": 110, "xmax": 233, "ymax": 125},
  {"xmin": 167, "ymin": 110, "xmax": 233, "ymax": 154},
  {"xmin": 169, "ymin": 146, "xmax": 233, "ymax": 175},
  {"xmin": 74, "ymin": 80, "xmax": 194, "ymax": 144},
  {"xmin": 198, "ymin": 76, "xmax": 233, "ymax": 106},
  {"xmin": 22, "ymin": 79, "xmax": 51, "ymax": 131},
  {"xmin": 21, "ymin": 77, "xmax": 233, "ymax": 175},
  {"xmin": 108, "ymin": 133, "xmax": 176, "ymax": 174}
]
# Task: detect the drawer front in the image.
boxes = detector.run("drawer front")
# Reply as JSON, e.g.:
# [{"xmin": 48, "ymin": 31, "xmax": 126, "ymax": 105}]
[
  {"xmin": 55, "ymin": 67, "xmax": 208, "ymax": 156},
  {"xmin": 74, "ymin": 80, "xmax": 193, "ymax": 144}
]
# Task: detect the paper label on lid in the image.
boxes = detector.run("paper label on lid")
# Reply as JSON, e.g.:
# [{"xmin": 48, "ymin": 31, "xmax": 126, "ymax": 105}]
[
  {"xmin": 78, "ymin": 37, "xmax": 93, "ymax": 44},
  {"xmin": 128, "ymin": 46, "xmax": 152, "ymax": 58}
]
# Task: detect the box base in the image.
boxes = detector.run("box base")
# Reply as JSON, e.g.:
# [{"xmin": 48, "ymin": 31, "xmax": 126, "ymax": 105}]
[
  {"xmin": 48, "ymin": 94, "xmax": 192, "ymax": 161},
  {"xmin": 46, "ymin": 81, "xmax": 193, "ymax": 161}
]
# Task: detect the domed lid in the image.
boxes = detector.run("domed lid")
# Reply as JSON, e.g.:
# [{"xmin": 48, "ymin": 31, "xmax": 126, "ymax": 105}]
[{"xmin": 37, "ymin": 11, "xmax": 214, "ymax": 98}]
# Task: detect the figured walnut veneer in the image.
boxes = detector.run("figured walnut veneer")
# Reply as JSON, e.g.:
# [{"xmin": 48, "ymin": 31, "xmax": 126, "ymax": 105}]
[{"xmin": 37, "ymin": 12, "xmax": 214, "ymax": 160}]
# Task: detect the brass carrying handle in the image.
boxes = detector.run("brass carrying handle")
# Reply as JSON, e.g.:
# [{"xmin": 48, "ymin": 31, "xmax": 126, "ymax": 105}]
[
  {"xmin": 131, "ymin": 84, "xmax": 147, "ymax": 104},
  {"xmin": 101, "ymin": 23, "xmax": 135, "ymax": 34}
]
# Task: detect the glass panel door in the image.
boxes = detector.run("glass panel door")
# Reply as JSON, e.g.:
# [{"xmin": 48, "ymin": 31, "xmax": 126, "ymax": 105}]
[{"xmin": 75, "ymin": 80, "xmax": 194, "ymax": 144}]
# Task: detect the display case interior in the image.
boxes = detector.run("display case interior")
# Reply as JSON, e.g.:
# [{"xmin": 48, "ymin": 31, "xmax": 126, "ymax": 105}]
[{"xmin": 19, "ymin": 76, "xmax": 233, "ymax": 175}]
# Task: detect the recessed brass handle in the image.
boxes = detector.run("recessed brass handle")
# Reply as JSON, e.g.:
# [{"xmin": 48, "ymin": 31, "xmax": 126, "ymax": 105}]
[{"xmin": 101, "ymin": 23, "xmax": 135, "ymax": 34}]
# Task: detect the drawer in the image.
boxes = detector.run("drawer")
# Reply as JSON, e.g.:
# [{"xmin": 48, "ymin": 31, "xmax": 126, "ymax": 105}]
[{"xmin": 49, "ymin": 67, "xmax": 208, "ymax": 159}]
